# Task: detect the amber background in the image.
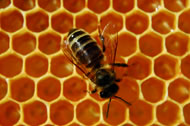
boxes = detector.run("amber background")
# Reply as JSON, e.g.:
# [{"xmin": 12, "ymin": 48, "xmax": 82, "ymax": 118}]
[{"xmin": 0, "ymin": 0, "xmax": 190, "ymax": 126}]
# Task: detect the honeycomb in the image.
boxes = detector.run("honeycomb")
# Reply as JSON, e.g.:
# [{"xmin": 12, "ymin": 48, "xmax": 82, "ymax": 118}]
[{"xmin": 0, "ymin": 0, "xmax": 190, "ymax": 125}]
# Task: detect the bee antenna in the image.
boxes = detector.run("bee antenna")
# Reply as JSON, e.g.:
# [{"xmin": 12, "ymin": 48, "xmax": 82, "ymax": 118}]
[
  {"xmin": 106, "ymin": 97, "xmax": 112, "ymax": 118},
  {"xmin": 114, "ymin": 95, "xmax": 132, "ymax": 106}
]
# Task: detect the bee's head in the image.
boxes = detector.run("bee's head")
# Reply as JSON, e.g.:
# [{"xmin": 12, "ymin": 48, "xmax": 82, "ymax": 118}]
[
  {"xmin": 100, "ymin": 84, "xmax": 119, "ymax": 98},
  {"xmin": 95, "ymin": 69, "xmax": 115, "ymax": 87}
]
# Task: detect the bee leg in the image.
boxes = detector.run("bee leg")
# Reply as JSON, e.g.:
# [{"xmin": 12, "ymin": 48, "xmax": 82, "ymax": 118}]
[{"xmin": 110, "ymin": 63, "xmax": 129, "ymax": 67}]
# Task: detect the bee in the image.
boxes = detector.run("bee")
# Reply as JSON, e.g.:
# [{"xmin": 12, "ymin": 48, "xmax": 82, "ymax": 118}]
[{"xmin": 63, "ymin": 23, "xmax": 131, "ymax": 118}]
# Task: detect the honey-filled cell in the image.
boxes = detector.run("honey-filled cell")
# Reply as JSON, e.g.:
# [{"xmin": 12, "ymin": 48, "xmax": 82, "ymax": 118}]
[
  {"xmin": 38, "ymin": 0, "xmax": 60, "ymax": 12},
  {"xmin": 0, "ymin": 31, "xmax": 9, "ymax": 54},
  {"xmin": 13, "ymin": 0, "xmax": 35, "ymax": 11}
]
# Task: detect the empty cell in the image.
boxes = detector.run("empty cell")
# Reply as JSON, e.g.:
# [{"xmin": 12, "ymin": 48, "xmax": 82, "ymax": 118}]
[
  {"xmin": 12, "ymin": 32, "xmax": 36, "ymax": 55},
  {"xmin": 0, "ymin": 77, "xmax": 7, "ymax": 100},
  {"xmin": 13, "ymin": 0, "xmax": 35, "ymax": 11},
  {"xmin": 166, "ymin": 32, "xmax": 188, "ymax": 56},
  {"xmin": 38, "ymin": 0, "xmax": 60, "ymax": 12},
  {"xmin": 51, "ymin": 12, "xmax": 73, "ymax": 33},
  {"xmin": 101, "ymin": 12, "xmax": 123, "ymax": 34},
  {"xmin": 63, "ymin": 0, "xmax": 85, "ymax": 13},
  {"xmin": 181, "ymin": 55, "xmax": 190, "ymax": 79},
  {"xmin": 164, "ymin": 0, "xmax": 186, "ymax": 12},
  {"xmin": 137, "ymin": 0, "xmax": 161, "ymax": 12},
  {"xmin": 10, "ymin": 77, "xmax": 34, "ymax": 102},
  {"xmin": 0, "ymin": 31, "xmax": 9, "ymax": 54},
  {"xmin": 168, "ymin": 78, "xmax": 190, "ymax": 103},
  {"xmin": 141, "ymin": 77, "xmax": 165, "ymax": 103},
  {"xmin": 117, "ymin": 32, "xmax": 137, "ymax": 57},
  {"xmin": 0, "ymin": 54, "xmax": 23, "ymax": 78},
  {"xmin": 113, "ymin": 0, "xmax": 134, "ymax": 13},
  {"xmin": 117, "ymin": 77, "xmax": 139, "ymax": 103},
  {"xmin": 0, "ymin": 101, "xmax": 20, "ymax": 126},
  {"xmin": 178, "ymin": 10, "xmax": 190, "ymax": 33},
  {"xmin": 76, "ymin": 100, "xmax": 100, "ymax": 125},
  {"xmin": 184, "ymin": 103, "xmax": 190, "ymax": 124},
  {"xmin": 26, "ymin": 11, "xmax": 49, "ymax": 32},
  {"xmin": 88, "ymin": 0, "xmax": 110, "ymax": 14},
  {"xmin": 76, "ymin": 12, "xmax": 98, "ymax": 33},
  {"xmin": 63, "ymin": 76, "xmax": 87, "ymax": 101},
  {"xmin": 39, "ymin": 32, "xmax": 61, "ymax": 55},
  {"xmin": 0, "ymin": 0, "xmax": 10, "ymax": 8},
  {"xmin": 50, "ymin": 100, "xmax": 74, "ymax": 125},
  {"xmin": 24, "ymin": 101, "xmax": 47, "ymax": 125},
  {"xmin": 156, "ymin": 101, "xmax": 180, "ymax": 125},
  {"xmin": 152, "ymin": 11, "xmax": 175, "ymax": 34},
  {"xmin": 127, "ymin": 55, "xmax": 151, "ymax": 80},
  {"xmin": 25, "ymin": 55, "xmax": 48, "ymax": 77},
  {"xmin": 50, "ymin": 55, "xmax": 73, "ymax": 77},
  {"xmin": 154, "ymin": 55, "xmax": 177, "ymax": 80},
  {"xmin": 0, "ymin": 9, "xmax": 23, "ymax": 32},
  {"xmin": 139, "ymin": 32, "xmax": 162, "ymax": 57},
  {"xmin": 126, "ymin": 11, "xmax": 149, "ymax": 34},
  {"xmin": 129, "ymin": 100, "xmax": 153, "ymax": 125},
  {"xmin": 37, "ymin": 77, "xmax": 61, "ymax": 101},
  {"xmin": 103, "ymin": 100, "xmax": 127, "ymax": 125}
]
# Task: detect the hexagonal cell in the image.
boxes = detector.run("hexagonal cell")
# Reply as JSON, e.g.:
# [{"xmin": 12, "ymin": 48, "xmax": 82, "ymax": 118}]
[
  {"xmin": 154, "ymin": 55, "xmax": 177, "ymax": 80},
  {"xmin": 76, "ymin": 100, "xmax": 100, "ymax": 125},
  {"xmin": 179, "ymin": 10, "xmax": 190, "ymax": 33},
  {"xmin": 13, "ymin": 0, "xmax": 35, "ymax": 11},
  {"xmin": 127, "ymin": 55, "xmax": 151, "ymax": 80},
  {"xmin": 123, "ymin": 124, "xmax": 133, "ymax": 126},
  {"xmin": 39, "ymin": 32, "xmax": 61, "ymax": 55},
  {"xmin": 0, "ymin": 0, "xmax": 10, "ymax": 8},
  {"xmin": 139, "ymin": 32, "xmax": 162, "ymax": 57},
  {"xmin": 50, "ymin": 55, "xmax": 73, "ymax": 78},
  {"xmin": 25, "ymin": 54, "xmax": 48, "ymax": 77},
  {"xmin": 166, "ymin": 32, "xmax": 188, "ymax": 56},
  {"xmin": 88, "ymin": 0, "xmax": 109, "ymax": 14},
  {"xmin": 113, "ymin": 0, "xmax": 134, "ymax": 13},
  {"xmin": 100, "ymin": 12, "xmax": 123, "ymax": 34},
  {"xmin": 50, "ymin": 100, "xmax": 74, "ymax": 125},
  {"xmin": 0, "ymin": 31, "xmax": 9, "ymax": 54},
  {"xmin": 63, "ymin": 76, "xmax": 86, "ymax": 101},
  {"xmin": 0, "ymin": 9, "xmax": 23, "ymax": 32},
  {"xmin": 37, "ymin": 77, "xmax": 61, "ymax": 102},
  {"xmin": 164, "ymin": 0, "xmax": 187, "ymax": 12},
  {"xmin": 63, "ymin": 0, "xmax": 85, "ymax": 13},
  {"xmin": 51, "ymin": 12, "xmax": 73, "ymax": 33},
  {"xmin": 184, "ymin": 103, "xmax": 190, "ymax": 124},
  {"xmin": 76, "ymin": 12, "xmax": 98, "ymax": 33},
  {"xmin": 152, "ymin": 10, "xmax": 175, "ymax": 34},
  {"xmin": 69, "ymin": 123, "xmax": 80, "ymax": 126},
  {"xmin": 103, "ymin": 100, "xmax": 126, "ymax": 125},
  {"xmin": 181, "ymin": 55, "xmax": 190, "ymax": 79},
  {"xmin": 0, "ymin": 54, "xmax": 23, "ymax": 78},
  {"xmin": 141, "ymin": 77, "xmax": 165, "ymax": 103},
  {"xmin": 26, "ymin": 11, "xmax": 49, "ymax": 32},
  {"xmin": 137, "ymin": 0, "xmax": 161, "ymax": 12},
  {"xmin": 126, "ymin": 11, "xmax": 149, "ymax": 34},
  {"xmin": 0, "ymin": 77, "xmax": 7, "ymax": 100},
  {"xmin": 178, "ymin": 123, "xmax": 187, "ymax": 126},
  {"xmin": 12, "ymin": 32, "xmax": 36, "ymax": 55},
  {"xmin": 156, "ymin": 101, "xmax": 180, "ymax": 125},
  {"xmin": 0, "ymin": 101, "xmax": 20, "ymax": 126},
  {"xmin": 117, "ymin": 32, "xmax": 137, "ymax": 57},
  {"xmin": 129, "ymin": 100, "xmax": 153, "ymax": 125},
  {"xmin": 38, "ymin": 0, "xmax": 60, "ymax": 12},
  {"xmin": 168, "ymin": 78, "xmax": 190, "ymax": 103},
  {"xmin": 23, "ymin": 101, "xmax": 47, "ymax": 125},
  {"xmin": 10, "ymin": 77, "xmax": 34, "ymax": 102},
  {"xmin": 117, "ymin": 77, "xmax": 139, "ymax": 103}
]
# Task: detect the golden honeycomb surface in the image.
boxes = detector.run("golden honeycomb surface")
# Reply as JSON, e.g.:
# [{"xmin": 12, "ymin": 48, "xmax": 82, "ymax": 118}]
[{"xmin": 0, "ymin": 0, "xmax": 190, "ymax": 126}]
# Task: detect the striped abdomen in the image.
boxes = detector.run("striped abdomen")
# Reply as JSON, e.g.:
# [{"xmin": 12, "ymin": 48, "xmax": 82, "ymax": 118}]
[{"xmin": 67, "ymin": 29, "xmax": 103, "ymax": 68}]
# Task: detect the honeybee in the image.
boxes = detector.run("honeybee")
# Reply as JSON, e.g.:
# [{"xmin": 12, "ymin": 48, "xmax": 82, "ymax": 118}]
[{"xmin": 63, "ymin": 23, "xmax": 131, "ymax": 118}]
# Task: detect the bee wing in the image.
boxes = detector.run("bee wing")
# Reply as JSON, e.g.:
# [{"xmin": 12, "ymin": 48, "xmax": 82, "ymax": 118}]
[
  {"xmin": 62, "ymin": 40, "xmax": 93, "ymax": 78},
  {"xmin": 101, "ymin": 23, "xmax": 119, "ymax": 70}
]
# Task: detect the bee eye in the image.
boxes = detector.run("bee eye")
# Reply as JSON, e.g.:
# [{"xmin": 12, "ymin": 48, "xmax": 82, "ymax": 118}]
[{"xmin": 100, "ymin": 91, "xmax": 109, "ymax": 98}]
